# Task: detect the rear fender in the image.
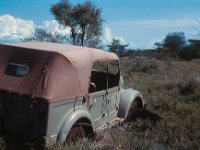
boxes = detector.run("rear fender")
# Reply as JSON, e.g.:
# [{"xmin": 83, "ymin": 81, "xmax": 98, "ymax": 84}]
[
  {"xmin": 118, "ymin": 88, "xmax": 144, "ymax": 119},
  {"xmin": 56, "ymin": 107, "xmax": 93, "ymax": 144}
]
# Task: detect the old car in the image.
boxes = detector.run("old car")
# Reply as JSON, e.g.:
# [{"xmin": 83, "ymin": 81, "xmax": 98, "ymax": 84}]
[{"xmin": 0, "ymin": 41, "xmax": 144, "ymax": 147}]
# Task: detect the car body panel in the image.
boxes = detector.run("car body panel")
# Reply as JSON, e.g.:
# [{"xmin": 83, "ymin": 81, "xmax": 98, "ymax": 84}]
[{"xmin": 118, "ymin": 88, "xmax": 144, "ymax": 119}]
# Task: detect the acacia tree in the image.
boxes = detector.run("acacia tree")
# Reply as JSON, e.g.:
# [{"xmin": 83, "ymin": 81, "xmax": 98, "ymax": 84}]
[
  {"xmin": 51, "ymin": 0, "xmax": 103, "ymax": 47},
  {"xmin": 163, "ymin": 32, "xmax": 186, "ymax": 49},
  {"xmin": 107, "ymin": 38, "xmax": 129, "ymax": 56}
]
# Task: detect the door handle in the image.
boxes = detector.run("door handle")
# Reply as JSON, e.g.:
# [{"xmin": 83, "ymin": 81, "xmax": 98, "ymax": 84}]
[
  {"xmin": 89, "ymin": 99, "xmax": 97, "ymax": 109},
  {"xmin": 93, "ymin": 99, "xmax": 97, "ymax": 104}
]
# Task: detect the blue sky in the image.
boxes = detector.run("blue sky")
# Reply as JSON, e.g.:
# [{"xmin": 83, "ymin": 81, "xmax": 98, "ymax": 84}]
[{"xmin": 0, "ymin": 0, "xmax": 200, "ymax": 49}]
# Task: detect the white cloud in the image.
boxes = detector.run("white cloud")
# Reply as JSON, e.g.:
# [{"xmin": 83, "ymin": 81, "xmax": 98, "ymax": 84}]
[
  {"xmin": 42, "ymin": 20, "xmax": 70, "ymax": 35},
  {"xmin": 0, "ymin": 14, "xmax": 35, "ymax": 41},
  {"xmin": 103, "ymin": 27, "xmax": 126, "ymax": 45},
  {"xmin": 0, "ymin": 15, "xmax": 127, "ymax": 48},
  {"xmin": 0, "ymin": 15, "xmax": 71, "ymax": 42}
]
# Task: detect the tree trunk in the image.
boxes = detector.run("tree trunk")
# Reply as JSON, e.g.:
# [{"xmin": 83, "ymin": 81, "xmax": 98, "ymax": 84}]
[
  {"xmin": 71, "ymin": 27, "xmax": 76, "ymax": 45},
  {"xmin": 81, "ymin": 27, "xmax": 85, "ymax": 47}
]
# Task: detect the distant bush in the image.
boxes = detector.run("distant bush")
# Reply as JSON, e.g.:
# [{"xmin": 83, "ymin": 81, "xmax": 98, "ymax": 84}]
[
  {"xmin": 131, "ymin": 56, "xmax": 158, "ymax": 73},
  {"xmin": 178, "ymin": 47, "xmax": 200, "ymax": 60},
  {"xmin": 178, "ymin": 76, "xmax": 200, "ymax": 95}
]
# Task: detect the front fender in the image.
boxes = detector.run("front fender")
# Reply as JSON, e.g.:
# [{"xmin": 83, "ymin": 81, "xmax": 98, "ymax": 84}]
[
  {"xmin": 57, "ymin": 107, "xmax": 93, "ymax": 144},
  {"xmin": 118, "ymin": 88, "xmax": 144, "ymax": 119}
]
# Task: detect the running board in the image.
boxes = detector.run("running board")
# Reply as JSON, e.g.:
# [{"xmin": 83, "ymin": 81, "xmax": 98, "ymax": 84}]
[{"xmin": 95, "ymin": 117, "xmax": 124, "ymax": 133}]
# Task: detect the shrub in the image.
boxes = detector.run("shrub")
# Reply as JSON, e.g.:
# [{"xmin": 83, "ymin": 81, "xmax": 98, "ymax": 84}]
[
  {"xmin": 178, "ymin": 47, "xmax": 200, "ymax": 60},
  {"xmin": 178, "ymin": 77, "xmax": 200, "ymax": 95},
  {"xmin": 131, "ymin": 56, "xmax": 158, "ymax": 73}
]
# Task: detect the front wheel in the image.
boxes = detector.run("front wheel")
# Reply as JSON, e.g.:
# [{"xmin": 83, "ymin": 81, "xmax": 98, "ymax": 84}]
[{"xmin": 125, "ymin": 100, "xmax": 142, "ymax": 121}]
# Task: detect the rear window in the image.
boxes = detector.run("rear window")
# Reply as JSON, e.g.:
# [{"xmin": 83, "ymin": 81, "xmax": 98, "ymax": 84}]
[{"xmin": 4, "ymin": 63, "xmax": 29, "ymax": 77}]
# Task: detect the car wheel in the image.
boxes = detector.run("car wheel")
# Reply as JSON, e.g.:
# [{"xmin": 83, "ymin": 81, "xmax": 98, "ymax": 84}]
[
  {"xmin": 125, "ymin": 100, "xmax": 141, "ymax": 121},
  {"xmin": 66, "ymin": 125, "xmax": 86, "ymax": 144}
]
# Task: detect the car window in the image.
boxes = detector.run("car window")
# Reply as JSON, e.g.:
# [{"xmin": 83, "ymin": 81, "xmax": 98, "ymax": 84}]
[
  {"xmin": 108, "ymin": 60, "xmax": 119, "ymax": 75},
  {"xmin": 89, "ymin": 60, "xmax": 120, "ymax": 93},
  {"xmin": 4, "ymin": 63, "xmax": 29, "ymax": 77},
  {"xmin": 92, "ymin": 61, "xmax": 107, "ymax": 72},
  {"xmin": 108, "ymin": 60, "xmax": 120, "ymax": 88}
]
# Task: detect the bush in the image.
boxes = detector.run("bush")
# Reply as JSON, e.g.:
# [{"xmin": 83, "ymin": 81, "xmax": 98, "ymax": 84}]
[
  {"xmin": 178, "ymin": 47, "xmax": 200, "ymax": 60},
  {"xmin": 131, "ymin": 56, "xmax": 158, "ymax": 73},
  {"xmin": 178, "ymin": 77, "xmax": 200, "ymax": 95}
]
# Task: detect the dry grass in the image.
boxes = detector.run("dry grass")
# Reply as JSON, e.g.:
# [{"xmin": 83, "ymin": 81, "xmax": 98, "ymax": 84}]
[{"xmin": 0, "ymin": 138, "xmax": 5, "ymax": 150}]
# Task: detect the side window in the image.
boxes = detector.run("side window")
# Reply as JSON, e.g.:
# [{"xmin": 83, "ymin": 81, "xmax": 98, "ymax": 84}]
[
  {"xmin": 108, "ymin": 60, "xmax": 120, "ymax": 88},
  {"xmin": 89, "ymin": 60, "xmax": 120, "ymax": 93},
  {"xmin": 90, "ymin": 61, "xmax": 107, "ymax": 93},
  {"xmin": 92, "ymin": 61, "xmax": 107, "ymax": 73},
  {"xmin": 108, "ymin": 60, "xmax": 119, "ymax": 75}
]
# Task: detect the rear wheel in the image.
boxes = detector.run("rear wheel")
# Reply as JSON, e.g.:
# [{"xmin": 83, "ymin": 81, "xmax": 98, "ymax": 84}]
[{"xmin": 66, "ymin": 125, "xmax": 86, "ymax": 144}]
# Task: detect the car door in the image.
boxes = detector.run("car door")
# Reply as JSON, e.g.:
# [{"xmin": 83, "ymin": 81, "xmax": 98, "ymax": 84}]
[
  {"xmin": 89, "ymin": 91, "xmax": 107, "ymax": 127},
  {"xmin": 106, "ymin": 60, "xmax": 120, "ymax": 119},
  {"xmin": 88, "ymin": 61, "xmax": 108, "ymax": 128}
]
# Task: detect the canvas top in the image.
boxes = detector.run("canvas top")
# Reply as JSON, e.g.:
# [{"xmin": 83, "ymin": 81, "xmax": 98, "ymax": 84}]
[{"xmin": 0, "ymin": 41, "xmax": 118, "ymax": 103}]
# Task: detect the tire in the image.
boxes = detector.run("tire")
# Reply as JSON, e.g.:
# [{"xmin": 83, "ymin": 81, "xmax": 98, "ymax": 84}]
[
  {"xmin": 66, "ymin": 125, "xmax": 86, "ymax": 144},
  {"xmin": 125, "ymin": 100, "xmax": 141, "ymax": 121}
]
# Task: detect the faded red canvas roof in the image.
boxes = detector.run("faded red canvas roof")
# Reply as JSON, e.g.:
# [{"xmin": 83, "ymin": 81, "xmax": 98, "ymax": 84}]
[{"xmin": 0, "ymin": 41, "xmax": 118, "ymax": 103}]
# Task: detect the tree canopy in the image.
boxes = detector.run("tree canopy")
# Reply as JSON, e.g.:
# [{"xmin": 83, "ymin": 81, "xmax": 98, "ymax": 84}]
[
  {"xmin": 107, "ymin": 38, "xmax": 129, "ymax": 56},
  {"xmin": 51, "ymin": 0, "xmax": 103, "ymax": 48},
  {"xmin": 163, "ymin": 32, "xmax": 186, "ymax": 49}
]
